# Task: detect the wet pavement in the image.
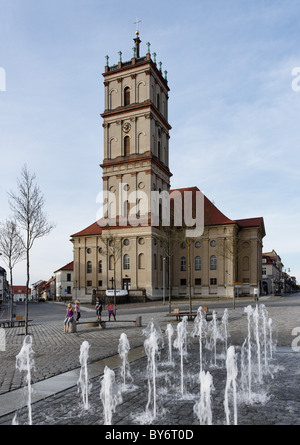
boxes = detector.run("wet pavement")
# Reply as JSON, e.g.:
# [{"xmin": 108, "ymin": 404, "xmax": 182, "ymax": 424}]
[{"xmin": 0, "ymin": 294, "xmax": 299, "ymax": 428}]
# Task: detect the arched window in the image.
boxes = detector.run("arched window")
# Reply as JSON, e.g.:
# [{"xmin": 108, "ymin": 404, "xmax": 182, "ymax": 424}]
[
  {"xmin": 123, "ymin": 200, "xmax": 130, "ymax": 218},
  {"xmin": 180, "ymin": 256, "xmax": 186, "ymax": 271},
  {"xmin": 98, "ymin": 260, "xmax": 102, "ymax": 274},
  {"xmin": 109, "ymin": 255, "xmax": 114, "ymax": 270},
  {"xmin": 210, "ymin": 255, "xmax": 217, "ymax": 270},
  {"xmin": 242, "ymin": 256, "xmax": 249, "ymax": 271},
  {"xmin": 124, "ymin": 87, "xmax": 130, "ymax": 106},
  {"xmin": 124, "ymin": 136, "xmax": 130, "ymax": 156},
  {"xmin": 123, "ymin": 254, "xmax": 130, "ymax": 270},
  {"xmin": 138, "ymin": 253, "xmax": 145, "ymax": 269},
  {"xmin": 195, "ymin": 256, "xmax": 201, "ymax": 271},
  {"xmin": 87, "ymin": 261, "xmax": 92, "ymax": 274}
]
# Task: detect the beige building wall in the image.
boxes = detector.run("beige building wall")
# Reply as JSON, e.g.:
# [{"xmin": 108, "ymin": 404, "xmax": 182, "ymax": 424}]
[{"xmin": 71, "ymin": 33, "xmax": 265, "ymax": 303}]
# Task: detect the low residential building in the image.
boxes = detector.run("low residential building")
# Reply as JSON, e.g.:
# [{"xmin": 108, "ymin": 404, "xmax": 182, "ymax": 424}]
[
  {"xmin": 54, "ymin": 262, "xmax": 73, "ymax": 301},
  {"xmin": 12, "ymin": 286, "xmax": 32, "ymax": 302},
  {"xmin": 262, "ymin": 250, "xmax": 283, "ymax": 295}
]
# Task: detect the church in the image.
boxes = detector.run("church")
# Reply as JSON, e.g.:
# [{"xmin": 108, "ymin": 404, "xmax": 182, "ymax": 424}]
[{"xmin": 70, "ymin": 30, "xmax": 265, "ymax": 303}]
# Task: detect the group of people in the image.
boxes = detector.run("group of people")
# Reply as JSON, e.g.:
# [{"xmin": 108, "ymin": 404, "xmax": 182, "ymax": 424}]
[
  {"xmin": 95, "ymin": 297, "xmax": 116, "ymax": 321},
  {"xmin": 63, "ymin": 297, "xmax": 116, "ymax": 332}
]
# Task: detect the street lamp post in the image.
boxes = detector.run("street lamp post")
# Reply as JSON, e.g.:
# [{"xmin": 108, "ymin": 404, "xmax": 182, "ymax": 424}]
[{"xmin": 163, "ymin": 257, "xmax": 166, "ymax": 305}]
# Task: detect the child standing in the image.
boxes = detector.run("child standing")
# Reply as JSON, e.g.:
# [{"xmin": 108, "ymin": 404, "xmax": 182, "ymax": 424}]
[
  {"xmin": 95, "ymin": 297, "xmax": 103, "ymax": 321},
  {"xmin": 75, "ymin": 300, "xmax": 81, "ymax": 322},
  {"xmin": 107, "ymin": 301, "xmax": 116, "ymax": 321}
]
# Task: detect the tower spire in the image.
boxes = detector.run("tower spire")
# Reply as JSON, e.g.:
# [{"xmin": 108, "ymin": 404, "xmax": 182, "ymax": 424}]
[{"xmin": 133, "ymin": 17, "xmax": 142, "ymax": 58}]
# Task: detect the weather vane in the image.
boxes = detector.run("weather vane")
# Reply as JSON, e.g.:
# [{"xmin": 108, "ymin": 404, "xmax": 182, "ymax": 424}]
[{"xmin": 134, "ymin": 17, "xmax": 142, "ymax": 35}]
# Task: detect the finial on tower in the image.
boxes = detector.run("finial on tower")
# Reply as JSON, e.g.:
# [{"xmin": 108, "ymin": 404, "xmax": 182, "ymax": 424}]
[
  {"xmin": 133, "ymin": 17, "xmax": 142, "ymax": 58},
  {"xmin": 134, "ymin": 17, "xmax": 142, "ymax": 36}
]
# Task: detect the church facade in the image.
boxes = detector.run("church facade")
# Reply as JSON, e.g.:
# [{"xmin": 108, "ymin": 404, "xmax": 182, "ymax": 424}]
[{"xmin": 70, "ymin": 31, "xmax": 265, "ymax": 303}]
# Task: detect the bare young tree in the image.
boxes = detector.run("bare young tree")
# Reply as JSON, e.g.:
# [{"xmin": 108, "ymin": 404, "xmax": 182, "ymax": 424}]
[
  {"xmin": 8, "ymin": 165, "xmax": 55, "ymax": 334},
  {"xmin": 101, "ymin": 231, "xmax": 124, "ymax": 308},
  {"xmin": 155, "ymin": 225, "xmax": 185, "ymax": 313},
  {"xmin": 0, "ymin": 219, "xmax": 25, "ymax": 321}
]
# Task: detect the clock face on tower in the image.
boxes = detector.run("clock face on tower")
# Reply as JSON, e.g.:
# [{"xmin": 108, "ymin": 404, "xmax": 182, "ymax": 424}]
[{"xmin": 122, "ymin": 122, "xmax": 131, "ymax": 133}]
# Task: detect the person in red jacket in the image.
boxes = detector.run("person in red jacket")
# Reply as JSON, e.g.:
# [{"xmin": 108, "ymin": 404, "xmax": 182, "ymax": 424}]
[{"xmin": 107, "ymin": 301, "xmax": 116, "ymax": 321}]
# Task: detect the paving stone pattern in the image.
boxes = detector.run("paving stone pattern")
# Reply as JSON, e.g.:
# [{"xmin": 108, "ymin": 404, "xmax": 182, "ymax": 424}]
[{"xmin": 0, "ymin": 296, "xmax": 299, "ymax": 425}]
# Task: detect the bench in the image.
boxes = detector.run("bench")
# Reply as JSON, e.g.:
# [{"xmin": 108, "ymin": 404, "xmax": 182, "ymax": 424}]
[
  {"xmin": 71, "ymin": 315, "xmax": 142, "ymax": 333},
  {"xmin": 105, "ymin": 315, "xmax": 142, "ymax": 327},
  {"xmin": 0, "ymin": 316, "xmax": 32, "ymax": 328},
  {"xmin": 168, "ymin": 307, "xmax": 212, "ymax": 321}
]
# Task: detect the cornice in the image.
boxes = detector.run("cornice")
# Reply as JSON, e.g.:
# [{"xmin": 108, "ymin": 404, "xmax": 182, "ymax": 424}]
[
  {"xmin": 100, "ymin": 153, "xmax": 173, "ymax": 178},
  {"xmin": 101, "ymin": 101, "xmax": 172, "ymax": 131}
]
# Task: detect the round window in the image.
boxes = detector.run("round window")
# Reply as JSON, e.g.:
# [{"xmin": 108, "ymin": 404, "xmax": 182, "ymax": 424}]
[
  {"xmin": 210, "ymin": 240, "xmax": 216, "ymax": 247},
  {"xmin": 123, "ymin": 238, "xmax": 130, "ymax": 246}
]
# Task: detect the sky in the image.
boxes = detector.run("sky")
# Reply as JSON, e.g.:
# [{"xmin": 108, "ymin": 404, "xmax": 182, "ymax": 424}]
[{"xmin": 0, "ymin": 0, "xmax": 300, "ymax": 286}]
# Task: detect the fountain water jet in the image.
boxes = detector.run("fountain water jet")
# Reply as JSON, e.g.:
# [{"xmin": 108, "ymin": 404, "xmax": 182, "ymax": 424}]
[
  {"xmin": 15, "ymin": 335, "xmax": 35, "ymax": 425},
  {"xmin": 194, "ymin": 370, "xmax": 213, "ymax": 425},
  {"xmin": 221, "ymin": 308, "xmax": 229, "ymax": 354},
  {"xmin": 118, "ymin": 333, "xmax": 133, "ymax": 390},
  {"xmin": 192, "ymin": 307, "xmax": 207, "ymax": 373},
  {"xmin": 100, "ymin": 366, "xmax": 122, "ymax": 425},
  {"xmin": 143, "ymin": 319, "xmax": 163, "ymax": 420},
  {"xmin": 253, "ymin": 305, "xmax": 262, "ymax": 382},
  {"xmin": 77, "ymin": 341, "xmax": 91, "ymax": 410},
  {"xmin": 173, "ymin": 316, "xmax": 188, "ymax": 395},
  {"xmin": 224, "ymin": 346, "xmax": 238, "ymax": 425},
  {"xmin": 166, "ymin": 324, "xmax": 174, "ymax": 365},
  {"xmin": 243, "ymin": 305, "xmax": 254, "ymax": 400}
]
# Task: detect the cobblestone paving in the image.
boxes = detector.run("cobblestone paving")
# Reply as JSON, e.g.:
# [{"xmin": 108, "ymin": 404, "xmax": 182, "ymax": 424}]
[{"xmin": 0, "ymin": 296, "xmax": 299, "ymax": 426}]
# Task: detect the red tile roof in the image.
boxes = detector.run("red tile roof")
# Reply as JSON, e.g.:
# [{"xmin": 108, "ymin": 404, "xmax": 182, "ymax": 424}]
[
  {"xmin": 13, "ymin": 286, "xmax": 31, "ymax": 294},
  {"xmin": 71, "ymin": 187, "xmax": 265, "ymax": 237},
  {"xmin": 54, "ymin": 261, "xmax": 74, "ymax": 273}
]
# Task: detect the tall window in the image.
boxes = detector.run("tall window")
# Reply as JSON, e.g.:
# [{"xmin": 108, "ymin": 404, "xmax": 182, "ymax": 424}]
[
  {"xmin": 138, "ymin": 253, "xmax": 145, "ymax": 269},
  {"xmin": 87, "ymin": 261, "xmax": 92, "ymax": 274},
  {"xmin": 195, "ymin": 256, "xmax": 201, "ymax": 271},
  {"xmin": 124, "ymin": 87, "xmax": 130, "ymax": 106},
  {"xmin": 210, "ymin": 255, "xmax": 217, "ymax": 270},
  {"xmin": 124, "ymin": 136, "xmax": 130, "ymax": 156},
  {"xmin": 109, "ymin": 255, "xmax": 114, "ymax": 270},
  {"xmin": 180, "ymin": 256, "xmax": 186, "ymax": 271},
  {"xmin": 123, "ymin": 254, "xmax": 130, "ymax": 270},
  {"xmin": 98, "ymin": 260, "xmax": 102, "ymax": 274}
]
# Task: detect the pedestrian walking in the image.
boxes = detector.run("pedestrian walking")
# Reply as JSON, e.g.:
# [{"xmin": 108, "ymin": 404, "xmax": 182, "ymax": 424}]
[{"xmin": 95, "ymin": 297, "xmax": 103, "ymax": 321}]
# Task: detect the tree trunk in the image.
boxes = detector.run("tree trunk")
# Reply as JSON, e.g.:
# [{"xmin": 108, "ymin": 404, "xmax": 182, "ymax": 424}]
[
  {"xmin": 25, "ymin": 247, "xmax": 30, "ymax": 335},
  {"xmin": 9, "ymin": 266, "xmax": 13, "ymax": 322}
]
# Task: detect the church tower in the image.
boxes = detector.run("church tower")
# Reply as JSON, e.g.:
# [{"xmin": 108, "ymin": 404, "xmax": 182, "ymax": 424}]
[
  {"xmin": 99, "ymin": 29, "xmax": 172, "ymax": 297},
  {"xmin": 100, "ymin": 30, "xmax": 172, "ymax": 225}
]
